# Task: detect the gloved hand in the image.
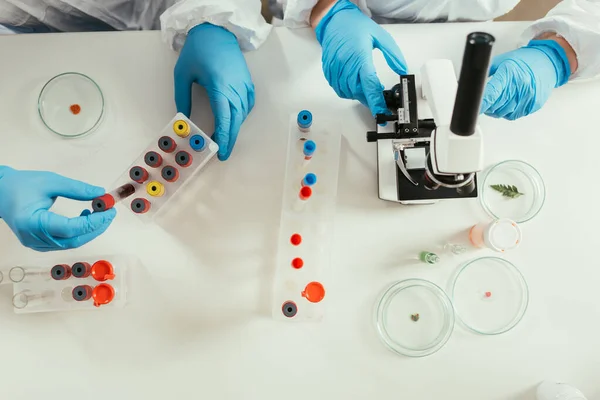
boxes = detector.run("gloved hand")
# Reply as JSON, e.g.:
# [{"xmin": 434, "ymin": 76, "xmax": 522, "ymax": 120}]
[
  {"xmin": 174, "ymin": 23, "xmax": 255, "ymax": 161},
  {"xmin": 315, "ymin": 0, "xmax": 407, "ymax": 117},
  {"xmin": 480, "ymin": 40, "xmax": 571, "ymax": 120},
  {"xmin": 0, "ymin": 167, "xmax": 116, "ymax": 252}
]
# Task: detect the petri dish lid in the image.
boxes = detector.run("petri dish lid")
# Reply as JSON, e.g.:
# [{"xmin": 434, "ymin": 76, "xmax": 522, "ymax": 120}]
[
  {"xmin": 38, "ymin": 72, "xmax": 104, "ymax": 138},
  {"xmin": 480, "ymin": 160, "xmax": 545, "ymax": 223},
  {"xmin": 451, "ymin": 257, "xmax": 529, "ymax": 335},
  {"xmin": 375, "ymin": 279, "xmax": 455, "ymax": 357},
  {"xmin": 485, "ymin": 218, "xmax": 522, "ymax": 252}
]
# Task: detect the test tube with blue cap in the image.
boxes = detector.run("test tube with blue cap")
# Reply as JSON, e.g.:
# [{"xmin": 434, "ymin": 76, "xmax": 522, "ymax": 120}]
[
  {"xmin": 297, "ymin": 110, "xmax": 313, "ymax": 132},
  {"xmin": 301, "ymin": 173, "xmax": 317, "ymax": 188},
  {"xmin": 303, "ymin": 140, "xmax": 316, "ymax": 167}
]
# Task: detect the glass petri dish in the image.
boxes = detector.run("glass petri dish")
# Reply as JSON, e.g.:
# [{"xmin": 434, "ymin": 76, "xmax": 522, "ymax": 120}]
[
  {"xmin": 375, "ymin": 279, "xmax": 455, "ymax": 357},
  {"xmin": 479, "ymin": 160, "xmax": 545, "ymax": 223},
  {"xmin": 38, "ymin": 72, "xmax": 104, "ymax": 138},
  {"xmin": 451, "ymin": 257, "xmax": 529, "ymax": 335}
]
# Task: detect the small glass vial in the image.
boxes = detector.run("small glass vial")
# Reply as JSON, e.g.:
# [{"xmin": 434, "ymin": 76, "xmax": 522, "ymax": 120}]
[
  {"xmin": 469, "ymin": 219, "xmax": 522, "ymax": 253},
  {"xmin": 419, "ymin": 251, "xmax": 440, "ymax": 265}
]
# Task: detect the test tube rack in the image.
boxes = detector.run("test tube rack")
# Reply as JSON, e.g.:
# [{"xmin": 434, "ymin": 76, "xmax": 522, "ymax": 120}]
[
  {"xmin": 272, "ymin": 111, "xmax": 341, "ymax": 321},
  {"xmin": 2, "ymin": 254, "xmax": 136, "ymax": 314},
  {"xmin": 97, "ymin": 113, "xmax": 218, "ymax": 221}
]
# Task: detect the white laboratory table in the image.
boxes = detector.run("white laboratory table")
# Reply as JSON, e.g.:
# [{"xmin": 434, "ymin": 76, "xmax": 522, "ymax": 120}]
[{"xmin": 1, "ymin": 22, "xmax": 599, "ymax": 400}]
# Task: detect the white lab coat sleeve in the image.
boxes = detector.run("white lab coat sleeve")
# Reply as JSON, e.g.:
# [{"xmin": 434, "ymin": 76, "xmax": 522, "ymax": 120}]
[
  {"xmin": 520, "ymin": 0, "xmax": 600, "ymax": 79},
  {"xmin": 160, "ymin": 0, "xmax": 272, "ymax": 52},
  {"xmin": 277, "ymin": 0, "xmax": 372, "ymax": 28}
]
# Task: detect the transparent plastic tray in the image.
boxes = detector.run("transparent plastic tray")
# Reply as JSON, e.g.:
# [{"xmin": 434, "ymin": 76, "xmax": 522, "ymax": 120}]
[
  {"xmin": 272, "ymin": 112, "xmax": 341, "ymax": 321},
  {"xmin": 4, "ymin": 254, "xmax": 137, "ymax": 314},
  {"xmin": 108, "ymin": 113, "xmax": 218, "ymax": 221}
]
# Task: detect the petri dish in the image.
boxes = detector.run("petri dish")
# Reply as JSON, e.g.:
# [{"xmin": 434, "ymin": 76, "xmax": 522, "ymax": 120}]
[
  {"xmin": 375, "ymin": 279, "xmax": 455, "ymax": 357},
  {"xmin": 451, "ymin": 257, "xmax": 529, "ymax": 335},
  {"xmin": 480, "ymin": 160, "xmax": 545, "ymax": 223},
  {"xmin": 38, "ymin": 72, "xmax": 104, "ymax": 138}
]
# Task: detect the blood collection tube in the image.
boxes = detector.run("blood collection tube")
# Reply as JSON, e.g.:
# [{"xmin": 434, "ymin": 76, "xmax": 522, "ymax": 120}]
[
  {"xmin": 161, "ymin": 166, "xmax": 179, "ymax": 183},
  {"xmin": 71, "ymin": 262, "xmax": 92, "ymax": 278},
  {"xmin": 51, "ymin": 264, "xmax": 72, "ymax": 281},
  {"xmin": 129, "ymin": 166, "xmax": 149, "ymax": 184},
  {"xmin": 93, "ymin": 283, "xmax": 115, "ymax": 307},
  {"xmin": 72, "ymin": 285, "xmax": 93, "ymax": 301},
  {"xmin": 146, "ymin": 181, "xmax": 165, "ymax": 197},
  {"xmin": 175, "ymin": 151, "xmax": 192, "ymax": 168},
  {"xmin": 91, "ymin": 260, "xmax": 115, "ymax": 282},
  {"xmin": 301, "ymin": 173, "xmax": 317, "ymax": 188},
  {"xmin": 291, "ymin": 258, "xmax": 304, "ymax": 269},
  {"xmin": 282, "ymin": 301, "xmax": 297, "ymax": 318},
  {"xmin": 131, "ymin": 198, "xmax": 151, "ymax": 214},
  {"xmin": 144, "ymin": 151, "xmax": 163, "ymax": 168},
  {"xmin": 303, "ymin": 140, "xmax": 316, "ymax": 166},
  {"xmin": 297, "ymin": 110, "xmax": 313, "ymax": 132},
  {"xmin": 92, "ymin": 183, "xmax": 136, "ymax": 212},
  {"xmin": 189, "ymin": 134, "xmax": 206, "ymax": 152},
  {"xmin": 9, "ymin": 266, "xmax": 50, "ymax": 283},
  {"xmin": 294, "ymin": 186, "xmax": 312, "ymax": 211},
  {"xmin": 12, "ymin": 289, "xmax": 54, "ymax": 310},
  {"xmin": 290, "ymin": 233, "xmax": 302, "ymax": 246},
  {"xmin": 173, "ymin": 119, "xmax": 191, "ymax": 138},
  {"xmin": 158, "ymin": 136, "xmax": 177, "ymax": 153}
]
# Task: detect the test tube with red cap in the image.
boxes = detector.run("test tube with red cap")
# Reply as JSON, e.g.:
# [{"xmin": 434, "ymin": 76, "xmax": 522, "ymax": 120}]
[
  {"xmin": 129, "ymin": 166, "xmax": 149, "ymax": 184},
  {"xmin": 293, "ymin": 186, "xmax": 312, "ymax": 211},
  {"xmin": 91, "ymin": 183, "xmax": 136, "ymax": 212}
]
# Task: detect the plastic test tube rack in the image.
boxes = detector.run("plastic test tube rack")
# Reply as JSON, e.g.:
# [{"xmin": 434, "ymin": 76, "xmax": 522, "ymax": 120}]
[
  {"xmin": 5, "ymin": 254, "xmax": 136, "ymax": 314},
  {"xmin": 272, "ymin": 110, "xmax": 341, "ymax": 321},
  {"xmin": 95, "ymin": 113, "xmax": 218, "ymax": 221}
]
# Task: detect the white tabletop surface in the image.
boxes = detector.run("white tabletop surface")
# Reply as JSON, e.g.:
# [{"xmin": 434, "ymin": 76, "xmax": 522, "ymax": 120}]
[{"xmin": 1, "ymin": 21, "xmax": 599, "ymax": 400}]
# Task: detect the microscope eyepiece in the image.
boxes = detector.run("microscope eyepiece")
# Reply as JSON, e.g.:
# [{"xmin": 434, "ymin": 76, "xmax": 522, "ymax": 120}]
[{"xmin": 450, "ymin": 32, "xmax": 495, "ymax": 137}]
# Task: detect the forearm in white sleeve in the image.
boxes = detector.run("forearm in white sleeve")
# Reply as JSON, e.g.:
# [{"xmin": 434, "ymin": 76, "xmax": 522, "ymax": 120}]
[
  {"xmin": 278, "ymin": 0, "xmax": 372, "ymax": 28},
  {"xmin": 160, "ymin": 0, "xmax": 272, "ymax": 52},
  {"xmin": 520, "ymin": 0, "xmax": 600, "ymax": 79}
]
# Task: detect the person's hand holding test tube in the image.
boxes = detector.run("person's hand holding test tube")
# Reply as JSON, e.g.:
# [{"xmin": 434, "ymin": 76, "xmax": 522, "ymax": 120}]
[{"xmin": 0, "ymin": 167, "xmax": 116, "ymax": 252}]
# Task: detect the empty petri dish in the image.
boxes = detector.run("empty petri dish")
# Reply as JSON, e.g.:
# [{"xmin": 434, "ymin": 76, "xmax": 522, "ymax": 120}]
[
  {"xmin": 375, "ymin": 279, "xmax": 455, "ymax": 357},
  {"xmin": 38, "ymin": 72, "xmax": 104, "ymax": 138},
  {"xmin": 480, "ymin": 160, "xmax": 545, "ymax": 223},
  {"xmin": 451, "ymin": 257, "xmax": 529, "ymax": 335}
]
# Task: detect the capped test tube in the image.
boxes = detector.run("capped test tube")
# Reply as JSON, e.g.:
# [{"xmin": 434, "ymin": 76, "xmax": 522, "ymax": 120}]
[
  {"xmin": 131, "ymin": 198, "xmax": 151, "ymax": 214},
  {"xmin": 293, "ymin": 186, "xmax": 312, "ymax": 212},
  {"xmin": 297, "ymin": 110, "xmax": 313, "ymax": 132},
  {"xmin": 144, "ymin": 151, "xmax": 163, "ymax": 168},
  {"xmin": 13, "ymin": 289, "xmax": 54, "ymax": 309},
  {"xmin": 93, "ymin": 283, "xmax": 115, "ymax": 307},
  {"xmin": 72, "ymin": 262, "xmax": 92, "ymax": 278},
  {"xmin": 302, "ymin": 140, "xmax": 316, "ymax": 167},
  {"xmin": 129, "ymin": 166, "xmax": 149, "ymax": 184},
  {"xmin": 175, "ymin": 151, "xmax": 192, "ymax": 168},
  {"xmin": 51, "ymin": 264, "xmax": 72, "ymax": 280},
  {"xmin": 301, "ymin": 173, "xmax": 317, "ymax": 188},
  {"xmin": 161, "ymin": 166, "xmax": 179, "ymax": 183},
  {"xmin": 9, "ymin": 266, "xmax": 50, "ymax": 283},
  {"xmin": 92, "ymin": 183, "xmax": 136, "ymax": 212},
  {"xmin": 158, "ymin": 136, "xmax": 177, "ymax": 153},
  {"xmin": 173, "ymin": 119, "xmax": 191, "ymax": 138},
  {"xmin": 72, "ymin": 285, "xmax": 93, "ymax": 301}
]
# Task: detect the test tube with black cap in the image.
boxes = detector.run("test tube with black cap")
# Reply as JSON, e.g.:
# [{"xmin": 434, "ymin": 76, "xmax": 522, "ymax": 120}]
[
  {"xmin": 91, "ymin": 183, "xmax": 136, "ymax": 212},
  {"xmin": 450, "ymin": 32, "xmax": 495, "ymax": 137}
]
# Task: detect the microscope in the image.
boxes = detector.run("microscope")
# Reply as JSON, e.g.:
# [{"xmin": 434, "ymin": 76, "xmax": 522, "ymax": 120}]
[{"xmin": 367, "ymin": 32, "xmax": 495, "ymax": 204}]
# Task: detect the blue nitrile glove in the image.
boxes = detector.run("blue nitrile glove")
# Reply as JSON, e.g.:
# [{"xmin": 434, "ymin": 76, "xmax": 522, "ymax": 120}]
[
  {"xmin": 174, "ymin": 23, "xmax": 255, "ymax": 161},
  {"xmin": 315, "ymin": 0, "xmax": 407, "ymax": 117},
  {"xmin": 480, "ymin": 40, "xmax": 571, "ymax": 120},
  {"xmin": 0, "ymin": 167, "xmax": 116, "ymax": 252}
]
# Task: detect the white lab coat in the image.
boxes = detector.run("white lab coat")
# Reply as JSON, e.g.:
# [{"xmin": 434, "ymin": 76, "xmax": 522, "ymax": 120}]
[
  {"xmin": 1, "ymin": 0, "xmax": 598, "ymax": 78},
  {"xmin": 273, "ymin": 0, "xmax": 600, "ymax": 79},
  {"xmin": 0, "ymin": 0, "xmax": 272, "ymax": 50}
]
